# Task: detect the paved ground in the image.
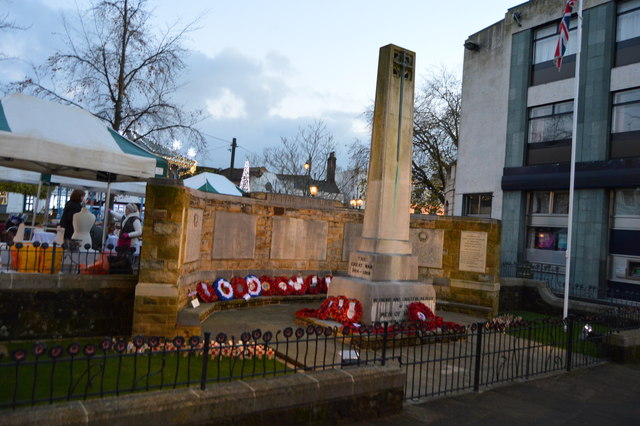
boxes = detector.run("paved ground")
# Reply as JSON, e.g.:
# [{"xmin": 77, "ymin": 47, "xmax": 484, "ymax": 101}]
[
  {"xmin": 201, "ymin": 302, "xmax": 640, "ymax": 425},
  {"xmin": 355, "ymin": 363, "xmax": 640, "ymax": 425}
]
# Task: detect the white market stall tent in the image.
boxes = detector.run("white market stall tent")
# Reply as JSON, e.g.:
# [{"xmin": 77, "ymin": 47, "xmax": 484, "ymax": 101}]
[
  {"xmin": 0, "ymin": 93, "xmax": 165, "ymax": 182},
  {"xmin": 0, "ymin": 93, "xmax": 166, "ymax": 244},
  {"xmin": 183, "ymin": 172, "xmax": 243, "ymax": 196}
]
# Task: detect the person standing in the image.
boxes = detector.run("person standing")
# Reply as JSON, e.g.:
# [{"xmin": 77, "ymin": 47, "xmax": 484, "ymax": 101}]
[
  {"xmin": 59, "ymin": 189, "xmax": 86, "ymax": 241},
  {"xmin": 110, "ymin": 203, "xmax": 142, "ymax": 252}
]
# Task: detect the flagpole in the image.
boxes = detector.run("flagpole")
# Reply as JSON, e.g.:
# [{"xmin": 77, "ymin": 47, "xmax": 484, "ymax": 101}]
[{"xmin": 563, "ymin": 0, "xmax": 583, "ymax": 320}]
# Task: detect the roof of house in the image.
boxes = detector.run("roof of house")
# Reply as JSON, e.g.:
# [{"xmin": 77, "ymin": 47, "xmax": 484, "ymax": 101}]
[{"xmin": 276, "ymin": 174, "xmax": 341, "ymax": 194}]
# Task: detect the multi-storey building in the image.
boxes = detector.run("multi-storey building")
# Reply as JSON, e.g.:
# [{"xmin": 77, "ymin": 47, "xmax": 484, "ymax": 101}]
[{"xmin": 454, "ymin": 0, "xmax": 640, "ymax": 296}]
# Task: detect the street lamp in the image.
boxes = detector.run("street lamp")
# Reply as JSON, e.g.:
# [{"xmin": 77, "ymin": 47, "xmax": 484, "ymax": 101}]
[
  {"xmin": 349, "ymin": 198, "xmax": 364, "ymax": 209},
  {"xmin": 309, "ymin": 185, "xmax": 318, "ymax": 197},
  {"xmin": 303, "ymin": 157, "xmax": 311, "ymax": 196}
]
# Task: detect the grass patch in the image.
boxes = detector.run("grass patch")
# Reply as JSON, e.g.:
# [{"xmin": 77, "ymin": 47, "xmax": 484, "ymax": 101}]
[
  {"xmin": 0, "ymin": 340, "xmax": 287, "ymax": 409},
  {"xmin": 493, "ymin": 312, "xmax": 610, "ymax": 358}
]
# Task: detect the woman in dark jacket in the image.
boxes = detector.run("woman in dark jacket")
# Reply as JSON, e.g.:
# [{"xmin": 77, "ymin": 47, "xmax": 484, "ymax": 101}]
[{"xmin": 59, "ymin": 189, "xmax": 86, "ymax": 240}]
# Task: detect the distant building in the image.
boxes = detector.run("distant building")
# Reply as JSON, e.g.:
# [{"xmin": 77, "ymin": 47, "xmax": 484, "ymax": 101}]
[
  {"xmin": 454, "ymin": 0, "xmax": 640, "ymax": 295},
  {"xmin": 219, "ymin": 152, "xmax": 341, "ymax": 200}
]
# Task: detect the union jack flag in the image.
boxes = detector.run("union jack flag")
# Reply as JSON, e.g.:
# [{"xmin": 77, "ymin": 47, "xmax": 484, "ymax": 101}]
[{"xmin": 554, "ymin": 0, "xmax": 577, "ymax": 70}]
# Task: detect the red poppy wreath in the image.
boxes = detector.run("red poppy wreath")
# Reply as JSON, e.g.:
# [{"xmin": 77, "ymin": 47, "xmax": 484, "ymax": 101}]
[
  {"xmin": 259, "ymin": 275, "xmax": 273, "ymax": 296},
  {"xmin": 304, "ymin": 275, "xmax": 320, "ymax": 294},
  {"xmin": 213, "ymin": 278, "xmax": 234, "ymax": 301},
  {"xmin": 289, "ymin": 275, "xmax": 308, "ymax": 295},
  {"xmin": 196, "ymin": 281, "xmax": 217, "ymax": 303},
  {"xmin": 245, "ymin": 275, "xmax": 262, "ymax": 297},
  {"xmin": 274, "ymin": 276, "xmax": 293, "ymax": 296},
  {"xmin": 231, "ymin": 277, "xmax": 249, "ymax": 300}
]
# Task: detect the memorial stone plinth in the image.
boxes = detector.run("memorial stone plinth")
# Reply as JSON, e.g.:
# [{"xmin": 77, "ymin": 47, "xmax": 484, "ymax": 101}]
[{"xmin": 329, "ymin": 44, "xmax": 435, "ymax": 324}]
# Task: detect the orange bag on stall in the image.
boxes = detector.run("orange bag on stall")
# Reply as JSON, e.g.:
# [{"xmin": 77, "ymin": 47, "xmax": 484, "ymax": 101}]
[
  {"xmin": 37, "ymin": 247, "xmax": 63, "ymax": 274},
  {"xmin": 10, "ymin": 243, "xmax": 39, "ymax": 272},
  {"xmin": 79, "ymin": 252, "xmax": 110, "ymax": 274}
]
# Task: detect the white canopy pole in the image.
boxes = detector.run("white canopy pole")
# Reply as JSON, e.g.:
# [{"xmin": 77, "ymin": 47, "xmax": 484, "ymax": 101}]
[
  {"xmin": 31, "ymin": 180, "xmax": 43, "ymax": 228},
  {"xmin": 563, "ymin": 0, "xmax": 583, "ymax": 320},
  {"xmin": 102, "ymin": 182, "xmax": 112, "ymax": 249}
]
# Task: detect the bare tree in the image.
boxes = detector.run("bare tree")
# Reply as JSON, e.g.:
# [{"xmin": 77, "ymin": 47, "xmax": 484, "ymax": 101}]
[
  {"xmin": 336, "ymin": 138, "xmax": 369, "ymax": 202},
  {"xmin": 411, "ymin": 68, "xmax": 460, "ymax": 213},
  {"xmin": 361, "ymin": 68, "xmax": 460, "ymax": 213},
  {"xmin": 0, "ymin": 1, "xmax": 27, "ymax": 62},
  {"xmin": 261, "ymin": 120, "xmax": 337, "ymax": 194},
  {"xmin": 8, "ymin": 0, "xmax": 205, "ymax": 153}
]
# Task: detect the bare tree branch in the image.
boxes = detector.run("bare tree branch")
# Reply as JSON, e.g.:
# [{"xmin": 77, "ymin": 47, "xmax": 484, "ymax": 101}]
[{"xmin": 6, "ymin": 0, "xmax": 205, "ymax": 154}]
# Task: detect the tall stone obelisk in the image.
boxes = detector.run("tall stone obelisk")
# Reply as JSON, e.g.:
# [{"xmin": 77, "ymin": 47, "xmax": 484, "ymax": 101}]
[{"xmin": 329, "ymin": 44, "xmax": 435, "ymax": 324}]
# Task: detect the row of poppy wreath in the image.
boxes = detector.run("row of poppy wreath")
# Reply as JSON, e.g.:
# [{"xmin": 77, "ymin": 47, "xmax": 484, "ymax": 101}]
[
  {"xmin": 196, "ymin": 274, "xmax": 333, "ymax": 303},
  {"xmin": 296, "ymin": 300, "xmax": 461, "ymax": 332},
  {"xmin": 295, "ymin": 296, "xmax": 363, "ymax": 324}
]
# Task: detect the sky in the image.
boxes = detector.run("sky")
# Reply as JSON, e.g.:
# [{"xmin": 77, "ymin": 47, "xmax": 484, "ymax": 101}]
[{"xmin": 0, "ymin": 0, "xmax": 519, "ymax": 170}]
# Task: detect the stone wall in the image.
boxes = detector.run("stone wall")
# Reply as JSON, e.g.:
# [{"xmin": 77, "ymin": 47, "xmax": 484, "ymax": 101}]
[
  {"xmin": 0, "ymin": 274, "xmax": 136, "ymax": 340},
  {"xmin": 135, "ymin": 179, "xmax": 502, "ymax": 336}
]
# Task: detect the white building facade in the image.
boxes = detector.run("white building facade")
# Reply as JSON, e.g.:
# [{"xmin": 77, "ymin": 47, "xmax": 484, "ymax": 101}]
[{"xmin": 455, "ymin": 0, "xmax": 640, "ymax": 296}]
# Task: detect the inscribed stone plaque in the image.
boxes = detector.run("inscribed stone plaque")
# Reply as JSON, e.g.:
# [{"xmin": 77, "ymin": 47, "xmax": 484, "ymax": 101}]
[
  {"xmin": 270, "ymin": 217, "xmax": 327, "ymax": 260},
  {"xmin": 185, "ymin": 209, "xmax": 203, "ymax": 263},
  {"xmin": 349, "ymin": 253, "xmax": 373, "ymax": 279},
  {"xmin": 342, "ymin": 222, "xmax": 363, "ymax": 261},
  {"xmin": 410, "ymin": 228, "xmax": 444, "ymax": 268},
  {"xmin": 211, "ymin": 212, "xmax": 257, "ymax": 259},
  {"xmin": 459, "ymin": 231, "xmax": 488, "ymax": 273},
  {"xmin": 371, "ymin": 296, "xmax": 435, "ymax": 322}
]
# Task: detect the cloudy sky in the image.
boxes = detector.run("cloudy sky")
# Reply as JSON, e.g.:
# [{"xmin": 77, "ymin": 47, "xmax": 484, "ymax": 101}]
[{"xmin": 0, "ymin": 0, "xmax": 518, "ymax": 169}]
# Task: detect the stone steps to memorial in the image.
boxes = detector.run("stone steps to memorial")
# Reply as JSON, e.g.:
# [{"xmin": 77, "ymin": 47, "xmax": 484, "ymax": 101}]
[
  {"xmin": 177, "ymin": 294, "xmax": 326, "ymax": 327},
  {"xmin": 436, "ymin": 299, "xmax": 493, "ymax": 319}
]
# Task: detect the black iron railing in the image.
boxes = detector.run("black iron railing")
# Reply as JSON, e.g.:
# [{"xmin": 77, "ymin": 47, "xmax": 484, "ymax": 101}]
[
  {"xmin": 0, "ymin": 316, "xmax": 613, "ymax": 409},
  {"xmin": 0, "ymin": 241, "xmax": 138, "ymax": 275},
  {"xmin": 501, "ymin": 262, "xmax": 640, "ymax": 307}
]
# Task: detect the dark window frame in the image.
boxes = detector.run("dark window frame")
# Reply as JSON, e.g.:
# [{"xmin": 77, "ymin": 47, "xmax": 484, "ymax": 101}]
[
  {"xmin": 463, "ymin": 193, "xmax": 493, "ymax": 217},
  {"xmin": 611, "ymin": 87, "xmax": 640, "ymax": 159},
  {"xmin": 531, "ymin": 18, "xmax": 578, "ymax": 86},
  {"xmin": 616, "ymin": 0, "xmax": 640, "ymax": 67}
]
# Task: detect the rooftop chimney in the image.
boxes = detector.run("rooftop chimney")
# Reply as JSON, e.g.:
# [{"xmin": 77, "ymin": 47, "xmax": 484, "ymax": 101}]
[{"xmin": 327, "ymin": 152, "xmax": 336, "ymax": 184}]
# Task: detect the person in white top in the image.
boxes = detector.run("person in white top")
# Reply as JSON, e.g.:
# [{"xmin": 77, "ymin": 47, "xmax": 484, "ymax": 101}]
[{"xmin": 109, "ymin": 203, "xmax": 142, "ymax": 251}]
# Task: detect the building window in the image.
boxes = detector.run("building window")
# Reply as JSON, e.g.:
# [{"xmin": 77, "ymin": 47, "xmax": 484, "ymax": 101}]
[
  {"xmin": 616, "ymin": 0, "xmax": 640, "ymax": 67},
  {"xmin": 531, "ymin": 19, "xmax": 577, "ymax": 86},
  {"xmin": 611, "ymin": 87, "xmax": 640, "ymax": 158},
  {"xmin": 463, "ymin": 193, "xmax": 492, "ymax": 217},
  {"xmin": 526, "ymin": 191, "xmax": 569, "ymax": 265},
  {"xmin": 527, "ymin": 101, "xmax": 573, "ymax": 165},
  {"xmin": 23, "ymin": 195, "xmax": 34, "ymax": 212}
]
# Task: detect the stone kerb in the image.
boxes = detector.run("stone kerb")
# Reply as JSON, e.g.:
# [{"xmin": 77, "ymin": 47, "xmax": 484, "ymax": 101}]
[{"xmin": 0, "ymin": 366, "xmax": 405, "ymax": 426}]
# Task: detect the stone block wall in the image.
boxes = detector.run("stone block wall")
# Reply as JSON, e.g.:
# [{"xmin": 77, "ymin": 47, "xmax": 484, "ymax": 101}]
[
  {"xmin": 134, "ymin": 180, "xmax": 502, "ymax": 336},
  {"xmin": 0, "ymin": 274, "xmax": 136, "ymax": 340}
]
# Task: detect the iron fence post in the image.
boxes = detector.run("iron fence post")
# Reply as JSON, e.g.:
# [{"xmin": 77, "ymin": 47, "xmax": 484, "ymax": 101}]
[
  {"xmin": 201, "ymin": 332, "xmax": 211, "ymax": 390},
  {"xmin": 380, "ymin": 321, "xmax": 388, "ymax": 366},
  {"xmin": 566, "ymin": 317, "xmax": 573, "ymax": 372},
  {"xmin": 473, "ymin": 322, "xmax": 483, "ymax": 392},
  {"xmin": 50, "ymin": 245, "xmax": 56, "ymax": 274}
]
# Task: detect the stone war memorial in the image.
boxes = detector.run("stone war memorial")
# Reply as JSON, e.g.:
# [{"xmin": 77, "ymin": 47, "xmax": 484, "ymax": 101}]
[
  {"xmin": 123, "ymin": 45, "xmax": 501, "ymax": 338},
  {"xmin": 328, "ymin": 44, "xmax": 436, "ymax": 324}
]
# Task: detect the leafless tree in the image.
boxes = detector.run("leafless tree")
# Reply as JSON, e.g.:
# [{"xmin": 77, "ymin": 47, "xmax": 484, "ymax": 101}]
[
  {"xmin": 0, "ymin": 1, "xmax": 27, "ymax": 62},
  {"xmin": 336, "ymin": 138, "xmax": 369, "ymax": 202},
  {"xmin": 361, "ymin": 67, "xmax": 460, "ymax": 213},
  {"xmin": 261, "ymin": 120, "xmax": 337, "ymax": 194},
  {"xmin": 7, "ymin": 0, "xmax": 205, "ymax": 153},
  {"xmin": 411, "ymin": 68, "xmax": 460, "ymax": 213}
]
